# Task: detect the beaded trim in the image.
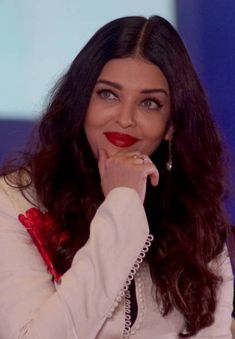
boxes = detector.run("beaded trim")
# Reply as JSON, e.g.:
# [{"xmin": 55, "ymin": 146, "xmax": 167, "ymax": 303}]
[
  {"xmin": 105, "ymin": 234, "xmax": 154, "ymax": 332},
  {"xmin": 121, "ymin": 234, "xmax": 153, "ymax": 338},
  {"xmin": 129, "ymin": 270, "xmax": 145, "ymax": 336},
  {"xmin": 122, "ymin": 289, "xmax": 131, "ymax": 338}
]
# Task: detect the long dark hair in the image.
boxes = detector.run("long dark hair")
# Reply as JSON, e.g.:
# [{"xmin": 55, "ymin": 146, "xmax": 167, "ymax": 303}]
[{"xmin": 2, "ymin": 16, "xmax": 230, "ymax": 337}]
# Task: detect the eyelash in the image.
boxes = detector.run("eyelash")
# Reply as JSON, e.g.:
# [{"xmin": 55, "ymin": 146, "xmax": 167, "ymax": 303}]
[
  {"xmin": 96, "ymin": 88, "xmax": 117, "ymax": 100},
  {"xmin": 96, "ymin": 88, "xmax": 163, "ymax": 109},
  {"xmin": 141, "ymin": 97, "xmax": 163, "ymax": 109}
]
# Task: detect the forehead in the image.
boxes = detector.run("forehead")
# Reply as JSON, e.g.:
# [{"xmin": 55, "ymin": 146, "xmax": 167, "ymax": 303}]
[{"xmin": 97, "ymin": 57, "xmax": 169, "ymax": 91}]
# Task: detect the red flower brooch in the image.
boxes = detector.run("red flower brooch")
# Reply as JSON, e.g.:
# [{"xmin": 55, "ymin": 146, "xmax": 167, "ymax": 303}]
[{"xmin": 18, "ymin": 208, "xmax": 68, "ymax": 282}]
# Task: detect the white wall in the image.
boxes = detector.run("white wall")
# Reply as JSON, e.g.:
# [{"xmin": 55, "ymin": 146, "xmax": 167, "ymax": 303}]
[{"xmin": 0, "ymin": 0, "xmax": 176, "ymax": 119}]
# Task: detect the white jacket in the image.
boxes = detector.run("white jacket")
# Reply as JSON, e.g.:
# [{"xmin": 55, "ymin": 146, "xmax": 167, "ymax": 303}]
[{"xmin": 0, "ymin": 177, "xmax": 233, "ymax": 338}]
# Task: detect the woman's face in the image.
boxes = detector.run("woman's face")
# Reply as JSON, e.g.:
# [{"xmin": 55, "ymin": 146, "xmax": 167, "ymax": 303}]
[{"xmin": 85, "ymin": 57, "xmax": 173, "ymax": 158}]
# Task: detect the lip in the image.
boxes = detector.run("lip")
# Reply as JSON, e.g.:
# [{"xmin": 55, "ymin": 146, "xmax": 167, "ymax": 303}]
[{"xmin": 104, "ymin": 132, "xmax": 140, "ymax": 147}]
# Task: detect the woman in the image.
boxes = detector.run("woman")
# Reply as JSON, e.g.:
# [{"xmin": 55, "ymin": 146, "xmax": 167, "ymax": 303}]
[{"xmin": 0, "ymin": 15, "xmax": 233, "ymax": 338}]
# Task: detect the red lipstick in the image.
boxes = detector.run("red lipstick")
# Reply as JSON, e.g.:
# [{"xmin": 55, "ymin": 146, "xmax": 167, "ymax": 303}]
[{"xmin": 104, "ymin": 132, "xmax": 139, "ymax": 147}]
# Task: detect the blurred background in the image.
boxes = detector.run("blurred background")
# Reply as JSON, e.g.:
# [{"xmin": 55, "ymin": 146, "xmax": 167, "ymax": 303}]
[{"xmin": 0, "ymin": 0, "xmax": 234, "ymax": 223}]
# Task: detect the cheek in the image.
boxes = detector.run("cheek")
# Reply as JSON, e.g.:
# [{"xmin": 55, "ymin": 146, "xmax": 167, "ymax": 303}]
[
  {"xmin": 141, "ymin": 121, "xmax": 168, "ymax": 141},
  {"xmin": 85, "ymin": 111, "xmax": 99, "ymax": 128},
  {"xmin": 85, "ymin": 106, "xmax": 110, "ymax": 129},
  {"xmin": 142, "ymin": 110, "xmax": 171, "ymax": 139},
  {"xmin": 84, "ymin": 110, "xmax": 106, "ymax": 159},
  {"xmin": 85, "ymin": 98, "xmax": 100, "ymax": 128}
]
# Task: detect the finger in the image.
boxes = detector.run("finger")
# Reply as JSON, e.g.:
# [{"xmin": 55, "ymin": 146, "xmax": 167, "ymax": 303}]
[
  {"xmin": 145, "ymin": 164, "xmax": 159, "ymax": 187},
  {"xmin": 111, "ymin": 150, "xmax": 141, "ymax": 160},
  {"xmin": 127, "ymin": 152, "xmax": 147, "ymax": 164},
  {"xmin": 98, "ymin": 148, "xmax": 108, "ymax": 178},
  {"xmin": 149, "ymin": 172, "xmax": 159, "ymax": 186},
  {"xmin": 126, "ymin": 151, "xmax": 142, "ymax": 158}
]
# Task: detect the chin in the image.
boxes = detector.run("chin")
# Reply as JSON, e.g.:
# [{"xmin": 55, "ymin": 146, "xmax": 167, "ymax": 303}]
[{"xmin": 100, "ymin": 144, "xmax": 119, "ymax": 157}]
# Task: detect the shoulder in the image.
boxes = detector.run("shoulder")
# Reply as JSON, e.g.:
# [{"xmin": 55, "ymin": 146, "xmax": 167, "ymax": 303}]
[
  {"xmin": 0, "ymin": 172, "xmax": 37, "ymax": 216},
  {"xmin": 210, "ymin": 246, "xmax": 234, "ymax": 282}
]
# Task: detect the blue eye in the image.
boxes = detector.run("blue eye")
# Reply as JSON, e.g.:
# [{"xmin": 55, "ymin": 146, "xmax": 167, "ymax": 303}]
[
  {"xmin": 141, "ymin": 98, "xmax": 162, "ymax": 110},
  {"xmin": 97, "ymin": 89, "xmax": 117, "ymax": 100}
]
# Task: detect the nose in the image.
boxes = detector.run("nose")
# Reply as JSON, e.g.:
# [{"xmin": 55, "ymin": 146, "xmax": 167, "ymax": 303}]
[{"xmin": 115, "ymin": 102, "xmax": 136, "ymax": 128}]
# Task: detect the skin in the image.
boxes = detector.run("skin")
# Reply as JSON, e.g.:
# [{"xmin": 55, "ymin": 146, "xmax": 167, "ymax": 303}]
[{"xmin": 84, "ymin": 57, "xmax": 173, "ymax": 201}]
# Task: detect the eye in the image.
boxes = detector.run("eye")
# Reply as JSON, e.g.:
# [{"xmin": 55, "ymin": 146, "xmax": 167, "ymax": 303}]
[
  {"xmin": 141, "ymin": 98, "xmax": 162, "ymax": 110},
  {"xmin": 96, "ymin": 89, "xmax": 118, "ymax": 101}
]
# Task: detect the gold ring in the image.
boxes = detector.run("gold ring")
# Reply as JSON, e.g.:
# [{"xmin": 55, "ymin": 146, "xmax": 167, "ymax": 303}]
[{"xmin": 132, "ymin": 154, "xmax": 147, "ymax": 164}]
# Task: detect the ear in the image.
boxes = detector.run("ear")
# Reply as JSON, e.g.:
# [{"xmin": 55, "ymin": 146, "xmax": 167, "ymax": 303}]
[{"xmin": 164, "ymin": 123, "xmax": 174, "ymax": 141}]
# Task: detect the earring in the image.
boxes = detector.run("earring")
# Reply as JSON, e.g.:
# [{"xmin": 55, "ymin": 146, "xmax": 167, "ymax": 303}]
[{"xmin": 166, "ymin": 136, "xmax": 173, "ymax": 171}]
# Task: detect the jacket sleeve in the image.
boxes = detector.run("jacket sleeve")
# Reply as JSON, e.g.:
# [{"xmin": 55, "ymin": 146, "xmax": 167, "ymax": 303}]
[
  {"xmin": 0, "ymin": 186, "xmax": 151, "ymax": 339},
  {"xmin": 194, "ymin": 248, "xmax": 234, "ymax": 338}
]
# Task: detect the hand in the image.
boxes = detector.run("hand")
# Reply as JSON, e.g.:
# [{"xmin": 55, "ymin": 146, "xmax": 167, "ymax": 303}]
[{"xmin": 98, "ymin": 149, "xmax": 159, "ymax": 202}]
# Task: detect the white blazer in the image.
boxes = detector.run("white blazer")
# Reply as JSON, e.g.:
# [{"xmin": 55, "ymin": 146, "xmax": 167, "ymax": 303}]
[{"xmin": 0, "ymin": 178, "xmax": 233, "ymax": 338}]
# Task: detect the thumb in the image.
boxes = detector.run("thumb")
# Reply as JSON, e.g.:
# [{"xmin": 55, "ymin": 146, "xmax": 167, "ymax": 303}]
[{"xmin": 98, "ymin": 148, "xmax": 108, "ymax": 178}]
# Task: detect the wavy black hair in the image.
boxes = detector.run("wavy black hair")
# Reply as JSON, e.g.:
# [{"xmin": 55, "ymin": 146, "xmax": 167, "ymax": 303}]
[{"xmin": 3, "ymin": 15, "xmax": 230, "ymax": 337}]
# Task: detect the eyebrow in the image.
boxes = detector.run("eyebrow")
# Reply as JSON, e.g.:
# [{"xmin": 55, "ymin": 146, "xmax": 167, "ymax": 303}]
[{"xmin": 96, "ymin": 79, "xmax": 168, "ymax": 96}]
